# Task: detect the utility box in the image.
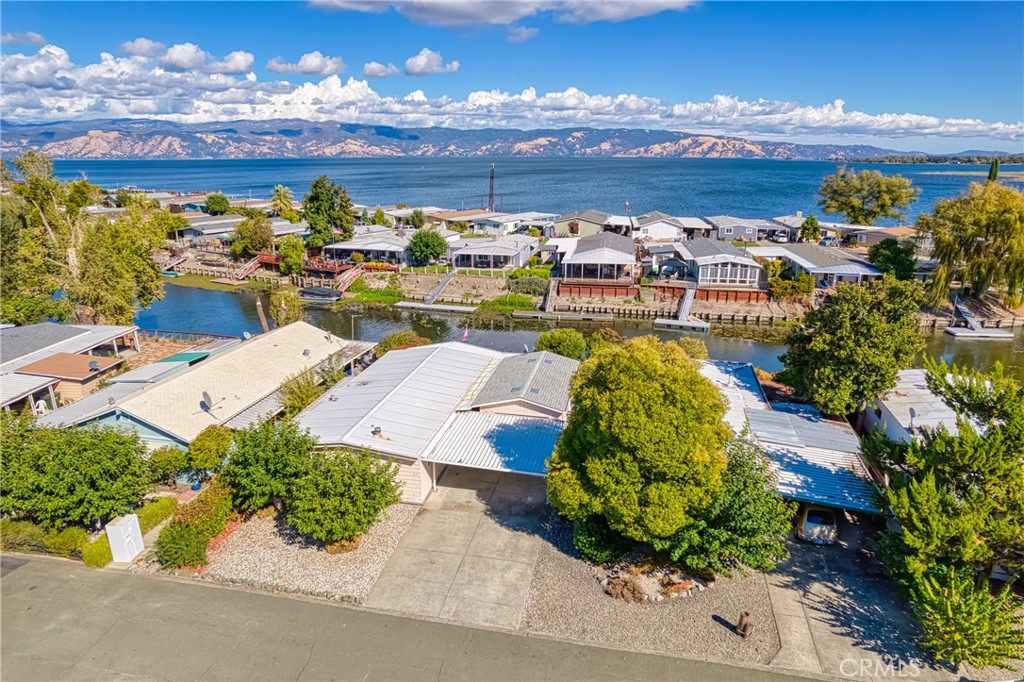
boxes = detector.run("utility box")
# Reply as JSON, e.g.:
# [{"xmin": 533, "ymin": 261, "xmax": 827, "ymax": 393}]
[{"xmin": 105, "ymin": 514, "xmax": 144, "ymax": 563}]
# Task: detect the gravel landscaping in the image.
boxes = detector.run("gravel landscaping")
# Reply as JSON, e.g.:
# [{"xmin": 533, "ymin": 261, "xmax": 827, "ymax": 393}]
[
  {"xmin": 202, "ymin": 504, "xmax": 418, "ymax": 602},
  {"xmin": 522, "ymin": 514, "xmax": 781, "ymax": 666}
]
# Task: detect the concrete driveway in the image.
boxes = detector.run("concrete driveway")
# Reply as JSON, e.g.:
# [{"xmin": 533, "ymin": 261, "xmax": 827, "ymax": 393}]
[{"xmin": 364, "ymin": 467, "xmax": 546, "ymax": 631}]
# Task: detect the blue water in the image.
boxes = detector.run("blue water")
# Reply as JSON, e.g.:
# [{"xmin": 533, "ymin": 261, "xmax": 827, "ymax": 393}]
[{"xmin": 53, "ymin": 158, "xmax": 1023, "ymax": 225}]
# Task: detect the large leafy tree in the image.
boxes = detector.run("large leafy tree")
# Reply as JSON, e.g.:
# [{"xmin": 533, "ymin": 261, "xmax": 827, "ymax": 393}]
[
  {"xmin": 818, "ymin": 166, "xmax": 920, "ymax": 225},
  {"xmin": 287, "ymin": 450, "xmax": 400, "ymax": 544},
  {"xmin": 270, "ymin": 287, "xmax": 305, "ymax": 327},
  {"xmin": 0, "ymin": 414, "xmax": 150, "ymax": 529},
  {"xmin": 547, "ymin": 336, "xmax": 731, "ymax": 543},
  {"xmin": 221, "ymin": 419, "xmax": 316, "ymax": 512},
  {"xmin": 188, "ymin": 424, "xmax": 234, "ymax": 473},
  {"xmin": 229, "ymin": 214, "xmax": 274, "ymax": 259},
  {"xmin": 303, "ymin": 175, "xmax": 355, "ymax": 248},
  {"xmin": 799, "ymin": 214, "xmax": 822, "ymax": 242},
  {"xmin": 868, "ymin": 237, "xmax": 917, "ymax": 280},
  {"xmin": 275, "ymin": 234, "xmax": 306, "ymax": 275},
  {"xmin": 2, "ymin": 152, "xmax": 170, "ymax": 324},
  {"xmin": 916, "ymin": 181, "xmax": 1024, "ymax": 305},
  {"xmin": 407, "ymin": 208, "xmax": 426, "ymax": 228},
  {"xmin": 781, "ymin": 277, "xmax": 924, "ymax": 415},
  {"xmin": 535, "ymin": 328, "xmax": 588, "ymax": 360},
  {"xmin": 372, "ymin": 208, "xmax": 390, "ymax": 226},
  {"xmin": 407, "ymin": 228, "xmax": 447, "ymax": 265},
  {"xmin": 205, "ymin": 193, "xmax": 230, "ymax": 215}
]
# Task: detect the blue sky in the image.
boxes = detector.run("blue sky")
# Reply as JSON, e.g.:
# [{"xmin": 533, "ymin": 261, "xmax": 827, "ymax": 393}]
[{"xmin": 2, "ymin": 1, "xmax": 1022, "ymax": 152}]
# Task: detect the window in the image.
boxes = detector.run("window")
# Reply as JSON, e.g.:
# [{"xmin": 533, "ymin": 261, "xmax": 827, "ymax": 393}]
[{"xmin": 723, "ymin": 227, "xmax": 733, "ymax": 235}]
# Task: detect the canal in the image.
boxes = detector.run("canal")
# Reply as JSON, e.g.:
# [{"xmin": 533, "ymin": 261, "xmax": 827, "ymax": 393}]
[{"xmin": 137, "ymin": 282, "xmax": 1024, "ymax": 379}]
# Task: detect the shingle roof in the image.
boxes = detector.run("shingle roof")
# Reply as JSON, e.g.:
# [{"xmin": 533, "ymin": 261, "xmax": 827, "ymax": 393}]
[
  {"xmin": 0, "ymin": 323, "xmax": 89, "ymax": 365},
  {"xmin": 563, "ymin": 231, "xmax": 636, "ymax": 265},
  {"xmin": 35, "ymin": 382, "xmax": 147, "ymax": 427},
  {"xmin": 423, "ymin": 411, "xmax": 561, "ymax": 476},
  {"xmin": 558, "ymin": 209, "xmax": 611, "ymax": 224},
  {"xmin": 470, "ymin": 351, "xmax": 578, "ymax": 413},
  {"xmin": 0, "ymin": 324, "xmax": 137, "ymax": 372},
  {"xmin": 678, "ymin": 237, "xmax": 747, "ymax": 259}
]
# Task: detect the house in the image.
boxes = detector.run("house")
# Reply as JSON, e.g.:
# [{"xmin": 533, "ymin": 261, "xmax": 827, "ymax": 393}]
[
  {"xmin": 847, "ymin": 226, "xmax": 918, "ymax": 248},
  {"xmin": 558, "ymin": 231, "xmax": 637, "ymax": 281},
  {"xmin": 753, "ymin": 243, "xmax": 883, "ymax": 288},
  {"xmin": 771, "ymin": 213, "xmax": 842, "ymax": 241},
  {"xmin": 474, "ymin": 211, "xmax": 558, "ymax": 236},
  {"xmin": 37, "ymin": 322, "xmax": 375, "ymax": 449},
  {"xmin": 671, "ymin": 238, "xmax": 763, "ymax": 288},
  {"xmin": 15, "ymin": 352, "xmax": 122, "ymax": 405},
  {"xmin": 863, "ymin": 368, "xmax": 967, "ymax": 443},
  {"xmin": 323, "ymin": 231, "xmax": 413, "ymax": 265},
  {"xmin": 553, "ymin": 209, "xmax": 612, "ymax": 238},
  {"xmin": 449, "ymin": 234, "xmax": 540, "ymax": 269},
  {"xmin": 706, "ymin": 215, "xmax": 780, "ymax": 242},
  {"xmin": 296, "ymin": 343, "xmax": 578, "ymax": 503},
  {"xmin": 385, "ymin": 206, "xmax": 447, "ymax": 227},
  {"xmin": 427, "ymin": 209, "xmax": 495, "ymax": 231}
]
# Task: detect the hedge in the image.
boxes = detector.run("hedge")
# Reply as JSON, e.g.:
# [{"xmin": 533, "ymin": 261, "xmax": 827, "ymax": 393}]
[
  {"xmin": 0, "ymin": 519, "xmax": 89, "ymax": 558},
  {"xmin": 171, "ymin": 478, "xmax": 234, "ymax": 539},
  {"xmin": 81, "ymin": 535, "xmax": 113, "ymax": 568},
  {"xmin": 43, "ymin": 527, "xmax": 89, "ymax": 558},
  {"xmin": 155, "ymin": 521, "xmax": 208, "ymax": 569},
  {"xmin": 137, "ymin": 497, "xmax": 178, "ymax": 534}
]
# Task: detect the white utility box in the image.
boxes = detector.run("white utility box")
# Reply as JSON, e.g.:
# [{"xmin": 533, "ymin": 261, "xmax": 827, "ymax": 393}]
[{"xmin": 105, "ymin": 514, "xmax": 144, "ymax": 563}]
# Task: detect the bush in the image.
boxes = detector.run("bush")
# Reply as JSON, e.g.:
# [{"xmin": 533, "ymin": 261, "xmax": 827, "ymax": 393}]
[
  {"xmin": 81, "ymin": 535, "xmax": 113, "ymax": 568},
  {"xmin": 376, "ymin": 330, "xmax": 431, "ymax": 356},
  {"xmin": 476, "ymin": 294, "xmax": 537, "ymax": 313},
  {"xmin": 222, "ymin": 420, "xmax": 316, "ymax": 513},
  {"xmin": 0, "ymin": 519, "xmax": 47, "ymax": 553},
  {"xmin": 508, "ymin": 266, "xmax": 552, "ymax": 280},
  {"xmin": 137, "ymin": 497, "xmax": 178, "ymax": 534},
  {"xmin": 768, "ymin": 273, "xmax": 815, "ymax": 301},
  {"xmin": 674, "ymin": 337, "xmax": 709, "ymax": 360},
  {"xmin": 508, "ymin": 275, "xmax": 549, "ymax": 296},
  {"xmin": 572, "ymin": 517, "xmax": 630, "ymax": 564},
  {"xmin": 188, "ymin": 424, "xmax": 234, "ymax": 474},
  {"xmin": 172, "ymin": 478, "xmax": 235, "ymax": 539},
  {"xmin": 43, "ymin": 527, "xmax": 89, "ymax": 557},
  {"xmin": 148, "ymin": 446, "xmax": 188, "ymax": 486},
  {"xmin": 587, "ymin": 327, "xmax": 625, "ymax": 354},
  {"xmin": 535, "ymin": 328, "xmax": 588, "ymax": 360},
  {"xmin": 156, "ymin": 521, "xmax": 208, "ymax": 569}
]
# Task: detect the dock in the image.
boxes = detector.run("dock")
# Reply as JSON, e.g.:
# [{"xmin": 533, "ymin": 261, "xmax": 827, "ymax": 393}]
[
  {"xmin": 944, "ymin": 327, "xmax": 1015, "ymax": 340},
  {"xmin": 395, "ymin": 302, "xmax": 478, "ymax": 314},
  {"xmin": 512, "ymin": 310, "xmax": 615, "ymax": 322},
  {"xmin": 654, "ymin": 318, "xmax": 711, "ymax": 332}
]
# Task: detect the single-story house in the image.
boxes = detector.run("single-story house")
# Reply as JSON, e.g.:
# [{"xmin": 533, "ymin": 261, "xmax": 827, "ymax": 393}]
[
  {"xmin": 295, "ymin": 343, "xmax": 578, "ymax": 504},
  {"xmin": 323, "ymin": 231, "xmax": 413, "ymax": 265},
  {"xmin": 474, "ymin": 211, "xmax": 558, "ymax": 236},
  {"xmin": 179, "ymin": 214, "xmax": 307, "ymax": 242},
  {"xmin": 671, "ymin": 238, "xmax": 763, "ymax": 288},
  {"xmin": 427, "ymin": 209, "xmax": 496, "ymax": 231},
  {"xmin": 846, "ymin": 226, "xmax": 918, "ymax": 248},
  {"xmin": 15, "ymin": 352, "xmax": 122, "ymax": 405},
  {"xmin": 384, "ymin": 206, "xmax": 448, "ymax": 227},
  {"xmin": 771, "ymin": 213, "xmax": 842, "ymax": 241},
  {"xmin": 706, "ymin": 215, "xmax": 781, "ymax": 242},
  {"xmin": 449, "ymin": 234, "xmax": 540, "ymax": 269},
  {"xmin": 863, "ymin": 368, "xmax": 971, "ymax": 443},
  {"xmin": 559, "ymin": 231, "xmax": 638, "ymax": 281},
  {"xmin": 753, "ymin": 243, "xmax": 883, "ymax": 288},
  {"xmin": 553, "ymin": 209, "xmax": 612, "ymax": 238}
]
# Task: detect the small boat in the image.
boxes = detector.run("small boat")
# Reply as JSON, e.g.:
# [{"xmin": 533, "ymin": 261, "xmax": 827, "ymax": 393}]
[
  {"xmin": 160, "ymin": 271, "xmax": 181, "ymax": 277},
  {"xmin": 298, "ymin": 286, "xmax": 343, "ymax": 303}
]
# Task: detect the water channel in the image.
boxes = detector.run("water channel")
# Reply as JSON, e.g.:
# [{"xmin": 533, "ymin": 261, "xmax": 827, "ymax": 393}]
[{"xmin": 138, "ymin": 282, "xmax": 1024, "ymax": 379}]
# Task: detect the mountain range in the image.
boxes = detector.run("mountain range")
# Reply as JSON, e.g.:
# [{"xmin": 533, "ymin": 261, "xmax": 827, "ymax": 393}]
[{"xmin": 0, "ymin": 119, "xmax": 923, "ymax": 161}]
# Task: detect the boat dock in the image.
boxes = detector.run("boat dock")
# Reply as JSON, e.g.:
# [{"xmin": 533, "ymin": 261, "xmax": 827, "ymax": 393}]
[
  {"xmin": 394, "ymin": 302, "xmax": 478, "ymax": 314},
  {"xmin": 511, "ymin": 310, "xmax": 615, "ymax": 322}
]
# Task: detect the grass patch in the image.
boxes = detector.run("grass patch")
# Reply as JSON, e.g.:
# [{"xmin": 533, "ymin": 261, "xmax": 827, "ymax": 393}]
[
  {"xmin": 732, "ymin": 241, "xmax": 762, "ymax": 248},
  {"xmin": 476, "ymin": 293, "xmax": 537, "ymax": 313},
  {"xmin": 334, "ymin": 275, "xmax": 404, "ymax": 305},
  {"xmin": 165, "ymin": 273, "xmax": 274, "ymax": 293}
]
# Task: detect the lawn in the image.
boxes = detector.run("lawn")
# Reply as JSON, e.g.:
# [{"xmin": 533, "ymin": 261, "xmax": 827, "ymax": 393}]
[{"xmin": 165, "ymin": 274, "xmax": 272, "ymax": 293}]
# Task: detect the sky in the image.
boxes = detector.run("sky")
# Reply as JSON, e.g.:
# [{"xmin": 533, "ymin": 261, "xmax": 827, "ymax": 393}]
[{"xmin": 1, "ymin": 1, "xmax": 1022, "ymax": 153}]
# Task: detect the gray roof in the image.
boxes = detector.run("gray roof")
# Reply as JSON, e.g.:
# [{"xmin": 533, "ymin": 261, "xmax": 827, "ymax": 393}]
[
  {"xmin": 35, "ymin": 382, "xmax": 147, "ymax": 427},
  {"xmin": 223, "ymin": 389, "xmax": 284, "ymax": 430},
  {"xmin": 700, "ymin": 361, "xmax": 770, "ymax": 432},
  {"xmin": 781, "ymin": 243, "xmax": 874, "ymax": 270},
  {"xmin": 423, "ymin": 411, "xmax": 561, "ymax": 476},
  {"xmin": 636, "ymin": 211, "xmax": 675, "ymax": 226},
  {"xmin": 470, "ymin": 351, "xmax": 578, "ymax": 413},
  {"xmin": 108, "ymin": 361, "xmax": 191, "ymax": 384},
  {"xmin": 0, "ymin": 323, "xmax": 89, "ymax": 365},
  {"xmin": 678, "ymin": 237, "xmax": 747, "ymax": 259},
  {"xmin": 558, "ymin": 209, "xmax": 611, "ymax": 224},
  {"xmin": 705, "ymin": 215, "xmax": 775, "ymax": 230},
  {"xmin": 1, "ymin": 373, "xmax": 58, "ymax": 408},
  {"xmin": 563, "ymin": 231, "xmax": 636, "ymax": 265}
]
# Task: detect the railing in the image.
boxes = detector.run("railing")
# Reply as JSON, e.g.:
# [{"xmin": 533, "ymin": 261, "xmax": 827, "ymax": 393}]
[
  {"xmin": 334, "ymin": 264, "xmax": 365, "ymax": 291},
  {"xmin": 138, "ymin": 328, "xmax": 240, "ymax": 342},
  {"xmin": 233, "ymin": 256, "xmax": 261, "ymax": 279}
]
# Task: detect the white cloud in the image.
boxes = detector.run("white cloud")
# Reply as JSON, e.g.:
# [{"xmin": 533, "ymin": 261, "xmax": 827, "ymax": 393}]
[
  {"xmin": 2, "ymin": 31, "xmax": 45, "ymax": 45},
  {"xmin": 506, "ymin": 25, "xmax": 539, "ymax": 43},
  {"xmin": 121, "ymin": 37, "xmax": 165, "ymax": 57},
  {"xmin": 309, "ymin": 0, "xmax": 697, "ymax": 27},
  {"xmin": 1, "ymin": 42, "xmax": 1020, "ymax": 144},
  {"xmin": 209, "ymin": 50, "xmax": 255, "ymax": 75},
  {"xmin": 159, "ymin": 43, "xmax": 208, "ymax": 71},
  {"xmin": 363, "ymin": 60, "xmax": 400, "ymax": 77},
  {"xmin": 404, "ymin": 47, "xmax": 459, "ymax": 75},
  {"xmin": 266, "ymin": 50, "xmax": 345, "ymax": 75}
]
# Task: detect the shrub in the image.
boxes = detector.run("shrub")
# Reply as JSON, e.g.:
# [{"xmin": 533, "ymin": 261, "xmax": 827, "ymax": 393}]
[
  {"xmin": 81, "ymin": 535, "xmax": 113, "ymax": 568},
  {"xmin": 674, "ymin": 337, "xmax": 709, "ymax": 360},
  {"xmin": 572, "ymin": 517, "xmax": 630, "ymax": 564},
  {"xmin": 476, "ymin": 294, "xmax": 536, "ymax": 313},
  {"xmin": 587, "ymin": 327, "xmax": 625, "ymax": 354},
  {"xmin": 148, "ymin": 447, "xmax": 188, "ymax": 486},
  {"xmin": 188, "ymin": 424, "xmax": 234, "ymax": 474},
  {"xmin": 136, "ymin": 497, "xmax": 178, "ymax": 534},
  {"xmin": 351, "ymin": 251, "xmax": 365, "ymax": 264},
  {"xmin": 606, "ymin": 576, "xmax": 647, "ymax": 603},
  {"xmin": 376, "ymin": 330, "xmax": 431, "ymax": 356},
  {"xmin": 768, "ymin": 273, "xmax": 815, "ymax": 301},
  {"xmin": 508, "ymin": 275, "xmax": 549, "ymax": 296},
  {"xmin": 156, "ymin": 521, "xmax": 208, "ymax": 569},
  {"xmin": 535, "ymin": 328, "xmax": 588, "ymax": 360},
  {"xmin": 173, "ymin": 478, "xmax": 234, "ymax": 539},
  {"xmin": 281, "ymin": 368, "xmax": 326, "ymax": 418},
  {"xmin": 43, "ymin": 527, "xmax": 89, "ymax": 557},
  {"xmin": 0, "ymin": 519, "xmax": 47, "ymax": 553},
  {"xmin": 508, "ymin": 266, "xmax": 552, "ymax": 280},
  {"xmin": 222, "ymin": 420, "xmax": 316, "ymax": 513}
]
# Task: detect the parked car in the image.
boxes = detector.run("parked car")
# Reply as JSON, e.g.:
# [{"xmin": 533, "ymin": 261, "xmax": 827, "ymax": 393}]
[
  {"xmin": 819, "ymin": 236, "xmax": 840, "ymax": 247},
  {"xmin": 769, "ymin": 232, "xmax": 790, "ymax": 243},
  {"xmin": 796, "ymin": 505, "xmax": 839, "ymax": 545}
]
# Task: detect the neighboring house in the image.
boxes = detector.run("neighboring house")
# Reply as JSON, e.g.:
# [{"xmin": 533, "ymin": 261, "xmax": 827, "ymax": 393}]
[
  {"xmin": 672, "ymin": 238, "xmax": 763, "ymax": 287},
  {"xmin": 427, "ymin": 209, "xmax": 496, "ymax": 231},
  {"xmin": 296, "ymin": 343, "xmax": 578, "ymax": 504},
  {"xmin": 179, "ymin": 213, "xmax": 307, "ymax": 243},
  {"xmin": 38, "ymin": 322, "xmax": 375, "ymax": 449},
  {"xmin": 753, "ymin": 243, "xmax": 883, "ymax": 288},
  {"xmin": 559, "ymin": 231, "xmax": 637, "ymax": 281},
  {"xmin": 449, "ymin": 234, "xmax": 540, "ymax": 269},
  {"xmin": 864, "ymin": 368, "xmax": 966, "ymax": 443},
  {"xmin": 553, "ymin": 209, "xmax": 612, "ymax": 238},
  {"xmin": 474, "ymin": 211, "xmax": 558, "ymax": 236},
  {"xmin": 323, "ymin": 231, "xmax": 413, "ymax": 265},
  {"xmin": 847, "ymin": 226, "xmax": 918, "ymax": 248},
  {"xmin": 633, "ymin": 217, "xmax": 687, "ymax": 241},
  {"xmin": 771, "ymin": 213, "xmax": 842, "ymax": 241},
  {"xmin": 15, "ymin": 352, "xmax": 122, "ymax": 405},
  {"xmin": 386, "ymin": 206, "xmax": 447, "ymax": 226},
  {"xmin": 706, "ymin": 215, "xmax": 780, "ymax": 242}
]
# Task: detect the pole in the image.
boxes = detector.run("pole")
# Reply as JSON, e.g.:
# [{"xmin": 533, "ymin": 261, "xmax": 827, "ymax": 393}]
[{"xmin": 350, "ymin": 314, "xmax": 362, "ymax": 341}]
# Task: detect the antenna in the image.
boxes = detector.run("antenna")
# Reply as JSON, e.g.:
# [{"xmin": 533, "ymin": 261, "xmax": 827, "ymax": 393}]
[
  {"xmin": 488, "ymin": 163, "xmax": 495, "ymax": 212},
  {"xmin": 201, "ymin": 390, "xmax": 214, "ymax": 412},
  {"xmin": 88, "ymin": 360, "xmax": 101, "ymax": 372}
]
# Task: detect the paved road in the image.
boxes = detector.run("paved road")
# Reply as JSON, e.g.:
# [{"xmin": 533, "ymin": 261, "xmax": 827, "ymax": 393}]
[{"xmin": 2, "ymin": 555, "xmax": 804, "ymax": 682}]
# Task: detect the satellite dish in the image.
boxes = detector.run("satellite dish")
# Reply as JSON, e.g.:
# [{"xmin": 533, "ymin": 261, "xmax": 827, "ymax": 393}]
[
  {"xmin": 88, "ymin": 360, "xmax": 101, "ymax": 372},
  {"xmin": 243, "ymin": 332, "xmax": 252, "ymax": 340},
  {"xmin": 200, "ymin": 390, "xmax": 214, "ymax": 412}
]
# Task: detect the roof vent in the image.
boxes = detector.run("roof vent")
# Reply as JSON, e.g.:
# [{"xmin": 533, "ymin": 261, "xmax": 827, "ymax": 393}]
[
  {"xmin": 88, "ymin": 360, "xmax": 101, "ymax": 372},
  {"xmin": 529, "ymin": 387, "xmax": 541, "ymax": 394},
  {"xmin": 303, "ymin": 349, "xmax": 311, "ymax": 357},
  {"xmin": 511, "ymin": 386, "xmax": 523, "ymax": 393}
]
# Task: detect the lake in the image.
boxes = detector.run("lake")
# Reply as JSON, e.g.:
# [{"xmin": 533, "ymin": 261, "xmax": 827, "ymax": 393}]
[
  {"xmin": 137, "ymin": 283, "xmax": 1024, "ymax": 379},
  {"xmin": 54, "ymin": 158, "xmax": 1024, "ymax": 224}
]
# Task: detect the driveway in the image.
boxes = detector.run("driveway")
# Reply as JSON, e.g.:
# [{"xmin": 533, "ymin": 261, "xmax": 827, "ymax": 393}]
[{"xmin": 364, "ymin": 467, "xmax": 546, "ymax": 630}]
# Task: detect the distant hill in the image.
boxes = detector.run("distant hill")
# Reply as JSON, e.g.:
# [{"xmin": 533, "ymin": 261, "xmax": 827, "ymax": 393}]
[{"xmin": 0, "ymin": 119, "xmax": 907, "ymax": 161}]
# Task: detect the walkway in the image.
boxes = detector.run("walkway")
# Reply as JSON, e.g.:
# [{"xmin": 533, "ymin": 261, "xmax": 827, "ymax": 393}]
[
  {"xmin": 364, "ymin": 468, "xmax": 545, "ymax": 630},
  {"xmin": 1, "ymin": 556, "xmax": 798, "ymax": 682}
]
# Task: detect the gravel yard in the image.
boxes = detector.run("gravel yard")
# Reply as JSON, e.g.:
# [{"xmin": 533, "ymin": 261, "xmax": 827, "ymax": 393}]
[
  {"xmin": 522, "ymin": 515, "xmax": 781, "ymax": 666},
  {"xmin": 203, "ymin": 504, "xmax": 418, "ymax": 602}
]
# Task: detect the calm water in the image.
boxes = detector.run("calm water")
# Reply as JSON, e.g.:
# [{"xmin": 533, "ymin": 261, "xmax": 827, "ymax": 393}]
[
  {"xmin": 137, "ymin": 283, "xmax": 1024, "ymax": 379},
  {"xmin": 54, "ymin": 158, "xmax": 1024, "ymax": 224}
]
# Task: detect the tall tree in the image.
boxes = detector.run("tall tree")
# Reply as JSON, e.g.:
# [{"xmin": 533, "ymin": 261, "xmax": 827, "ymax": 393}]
[
  {"xmin": 205, "ymin": 193, "xmax": 230, "ymax": 215},
  {"xmin": 868, "ymin": 237, "xmax": 917, "ymax": 280},
  {"xmin": 547, "ymin": 336, "xmax": 731, "ymax": 544},
  {"xmin": 372, "ymin": 208, "xmax": 390, "ymax": 226},
  {"xmin": 799, "ymin": 214, "xmax": 821, "ymax": 242},
  {"xmin": 271, "ymin": 185, "xmax": 299, "ymax": 222},
  {"xmin": 987, "ymin": 158, "xmax": 1000, "ymax": 182},
  {"xmin": 407, "ymin": 208, "xmax": 426, "ymax": 228},
  {"xmin": 303, "ymin": 176, "xmax": 354, "ymax": 248},
  {"xmin": 781, "ymin": 277, "xmax": 925, "ymax": 415},
  {"xmin": 916, "ymin": 181, "xmax": 1024, "ymax": 305},
  {"xmin": 818, "ymin": 166, "xmax": 920, "ymax": 225},
  {"xmin": 275, "ymin": 234, "xmax": 306, "ymax": 275},
  {"xmin": 230, "ymin": 214, "xmax": 274, "ymax": 259},
  {"xmin": 407, "ymin": 228, "xmax": 447, "ymax": 264}
]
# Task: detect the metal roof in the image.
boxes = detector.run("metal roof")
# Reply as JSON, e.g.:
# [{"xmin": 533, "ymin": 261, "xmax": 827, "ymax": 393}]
[
  {"xmin": 109, "ymin": 361, "xmax": 191, "ymax": 384},
  {"xmin": 746, "ymin": 409, "xmax": 880, "ymax": 513},
  {"xmin": 1, "ymin": 373, "xmax": 58, "ymax": 407},
  {"xmin": 424, "ymin": 411, "xmax": 562, "ymax": 476},
  {"xmin": 563, "ymin": 231, "xmax": 636, "ymax": 265},
  {"xmin": 0, "ymin": 323, "xmax": 88, "ymax": 365},
  {"xmin": 296, "ymin": 342, "xmax": 509, "ymax": 459},
  {"xmin": 223, "ymin": 389, "xmax": 284, "ymax": 430},
  {"xmin": 159, "ymin": 351, "xmax": 210, "ymax": 364},
  {"xmin": 451, "ymin": 235, "xmax": 539, "ymax": 258},
  {"xmin": 877, "ymin": 368, "xmax": 962, "ymax": 435},
  {"xmin": 470, "ymin": 351, "xmax": 578, "ymax": 414},
  {"xmin": 557, "ymin": 209, "xmax": 611, "ymax": 224},
  {"xmin": 35, "ymin": 382, "xmax": 146, "ymax": 427},
  {"xmin": 699, "ymin": 361, "xmax": 770, "ymax": 432},
  {"xmin": 0, "ymin": 324, "xmax": 137, "ymax": 373}
]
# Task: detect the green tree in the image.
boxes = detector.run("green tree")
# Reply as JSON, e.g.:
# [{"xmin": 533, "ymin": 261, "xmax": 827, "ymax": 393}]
[
  {"xmin": 303, "ymin": 175, "xmax": 355, "ymax": 248},
  {"xmin": 205, "ymin": 193, "xmax": 230, "ymax": 215},
  {"xmin": 407, "ymin": 208, "xmax": 426, "ymax": 228},
  {"xmin": 818, "ymin": 166, "xmax": 920, "ymax": 225},
  {"xmin": 451, "ymin": 220, "xmax": 470, "ymax": 233},
  {"xmin": 586, "ymin": 327, "xmax": 625, "ymax": 355},
  {"xmin": 527, "ymin": 226, "xmax": 541, "ymax": 238},
  {"xmin": 781, "ymin": 277, "xmax": 924, "ymax": 415},
  {"xmin": 407, "ymin": 229, "xmax": 447, "ymax": 265},
  {"xmin": 272, "ymin": 185, "xmax": 300, "ymax": 222},
  {"xmin": 799, "ymin": 214, "xmax": 821, "ymax": 242},
  {"xmin": 654, "ymin": 435, "xmax": 796, "ymax": 575},
  {"xmin": 148, "ymin": 446, "xmax": 188, "ymax": 487},
  {"xmin": 535, "ymin": 328, "xmax": 588, "ymax": 360},
  {"xmin": 270, "ymin": 287, "xmax": 305, "ymax": 327},
  {"xmin": 916, "ymin": 181, "xmax": 1024, "ymax": 305},
  {"xmin": 372, "ymin": 208, "xmax": 390, "ymax": 226},
  {"xmin": 188, "ymin": 424, "xmax": 234, "ymax": 476},
  {"xmin": 287, "ymin": 450, "xmax": 400, "ymax": 545},
  {"xmin": 280, "ymin": 368, "xmax": 325, "ymax": 418},
  {"xmin": 376, "ymin": 330, "xmax": 431, "ymax": 356},
  {"xmin": 229, "ymin": 213, "xmax": 274, "ymax": 259},
  {"xmin": 674, "ymin": 337, "xmax": 709, "ymax": 360},
  {"xmin": 275, "ymin": 234, "xmax": 306, "ymax": 276},
  {"xmin": 0, "ymin": 415, "xmax": 150, "ymax": 529},
  {"xmin": 221, "ymin": 419, "xmax": 316, "ymax": 512},
  {"xmin": 547, "ymin": 337, "xmax": 730, "ymax": 544},
  {"xmin": 868, "ymin": 237, "xmax": 917, "ymax": 280},
  {"xmin": 988, "ymin": 158, "xmax": 1000, "ymax": 182}
]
